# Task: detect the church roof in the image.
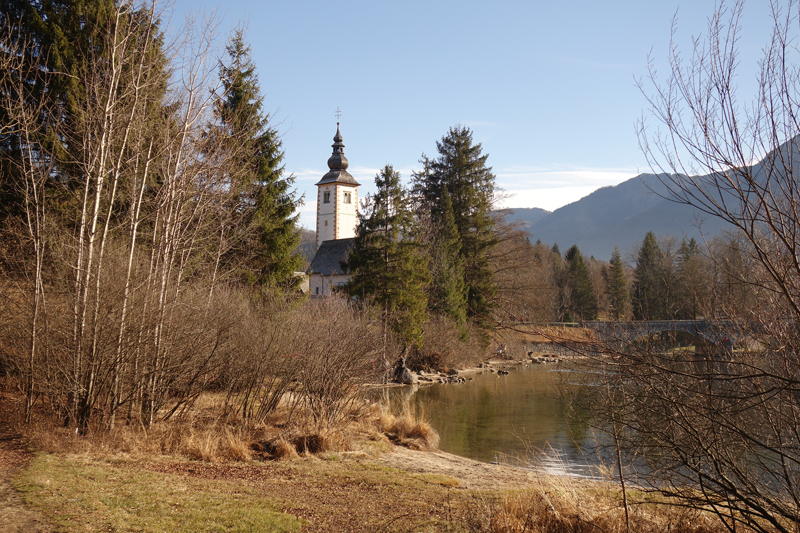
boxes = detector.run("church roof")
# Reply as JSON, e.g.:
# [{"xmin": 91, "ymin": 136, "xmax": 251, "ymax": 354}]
[
  {"xmin": 315, "ymin": 124, "xmax": 361, "ymax": 186},
  {"xmin": 307, "ymin": 238, "xmax": 356, "ymax": 275}
]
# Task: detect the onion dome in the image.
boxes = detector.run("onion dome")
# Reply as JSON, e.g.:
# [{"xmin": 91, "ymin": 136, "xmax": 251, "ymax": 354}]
[{"xmin": 316, "ymin": 124, "xmax": 360, "ymax": 186}]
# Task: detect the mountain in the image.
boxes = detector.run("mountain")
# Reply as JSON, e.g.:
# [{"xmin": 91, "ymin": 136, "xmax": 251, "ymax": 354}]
[
  {"xmin": 504, "ymin": 173, "xmax": 734, "ymax": 261},
  {"xmin": 499, "ymin": 207, "xmax": 550, "ymax": 230}
]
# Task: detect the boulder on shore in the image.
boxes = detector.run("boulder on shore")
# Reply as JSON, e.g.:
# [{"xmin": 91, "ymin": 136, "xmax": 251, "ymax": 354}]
[
  {"xmin": 392, "ymin": 356, "xmax": 418, "ymax": 385},
  {"xmin": 394, "ymin": 367, "xmax": 418, "ymax": 385}
]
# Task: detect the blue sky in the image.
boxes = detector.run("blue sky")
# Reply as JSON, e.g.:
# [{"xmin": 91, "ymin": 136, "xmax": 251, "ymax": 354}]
[{"xmin": 168, "ymin": 0, "xmax": 774, "ymax": 229}]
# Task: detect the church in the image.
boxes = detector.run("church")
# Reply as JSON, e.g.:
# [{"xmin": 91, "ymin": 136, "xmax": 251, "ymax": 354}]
[{"xmin": 307, "ymin": 124, "xmax": 360, "ymax": 296}]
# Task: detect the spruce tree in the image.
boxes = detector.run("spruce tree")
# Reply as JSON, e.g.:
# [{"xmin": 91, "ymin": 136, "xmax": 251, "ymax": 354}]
[
  {"xmin": 632, "ymin": 231, "xmax": 665, "ymax": 320},
  {"xmin": 213, "ymin": 28, "xmax": 302, "ymax": 289},
  {"xmin": 427, "ymin": 190, "xmax": 468, "ymax": 337},
  {"xmin": 605, "ymin": 247, "xmax": 628, "ymax": 320},
  {"xmin": 0, "ymin": 0, "xmax": 150, "ymax": 228},
  {"xmin": 676, "ymin": 237, "xmax": 706, "ymax": 319},
  {"xmin": 413, "ymin": 125, "xmax": 497, "ymax": 332},
  {"xmin": 564, "ymin": 245, "xmax": 597, "ymax": 320},
  {"xmin": 345, "ymin": 165, "xmax": 429, "ymax": 348}
]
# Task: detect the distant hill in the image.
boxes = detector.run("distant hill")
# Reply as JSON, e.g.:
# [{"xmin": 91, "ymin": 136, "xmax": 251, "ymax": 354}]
[
  {"xmin": 498, "ymin": 207, "xmax": 550, "ymax": 230},
  {"xmin": 504, "ymin": 173, "xmax": 734, "ymax": 261}
]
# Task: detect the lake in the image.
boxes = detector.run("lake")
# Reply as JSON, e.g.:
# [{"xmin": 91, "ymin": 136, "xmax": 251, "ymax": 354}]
[{"xmin": 381, "ymin": 363, "xmax": 606, "ymax": 478}]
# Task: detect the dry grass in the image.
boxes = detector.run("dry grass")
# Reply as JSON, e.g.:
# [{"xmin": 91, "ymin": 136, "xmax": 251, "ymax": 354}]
[
  {"xmin": 368, "ymin": 402, "xmax": 440, "ymax": 451},
  {"xmin": 11, "ymin": 390, "xmax": 437, "ymax": 463},
  {"xmin": 5, "ymin": 391, "xmax": 740, "ymax": 533},
  {"xmin": 462, "ymin": 473, "xmax": 734, "ymax": 533},
  {"xmin": 15, "ymin": 453, "xmax": 303, "ymax": 533}
]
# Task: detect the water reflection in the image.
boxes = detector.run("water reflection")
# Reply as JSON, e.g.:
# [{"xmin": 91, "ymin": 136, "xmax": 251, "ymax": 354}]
[{"xmin": 381, "ymin": 364, "xmax": 605, "ymax": 477}]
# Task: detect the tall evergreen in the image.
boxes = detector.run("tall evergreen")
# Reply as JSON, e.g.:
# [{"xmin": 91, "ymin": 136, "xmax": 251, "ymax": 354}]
[
  {"xmin": 0, "ymin": 0, "xmax": 144, "ymax": 228},
  {"xmin": 413, "ymin": 125, "xmax": 497, "ymax": 332},
  {"xmin": 605, "ymin": 247, "xmax": 629, "ymax": 320},
  {"xmin": 564, "ymin": 245, "xmax": 597, "ymax": 320},
  {"xmin": 632, "ymin": 231, "xmax": 667, "ymax": 320},
  {"xmin": 427, "ymin": 190, "xmax": 468, "ymax": 337},
  {"xmin": 675, "ymin": 237, "xmax": 705, "ymax": 319},
  {"xmin": 213, "ymin": 28, "xmax": 302, "ymax": 289},
  {"xmin": 344, "ymin": 165, "xmax": 429, "ymax": 348}
]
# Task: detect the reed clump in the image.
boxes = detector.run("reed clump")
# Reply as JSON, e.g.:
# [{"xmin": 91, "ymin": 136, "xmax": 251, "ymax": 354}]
[{"xmin": 367, "ymin": 402, "xmax": 440, "ymax": 451}]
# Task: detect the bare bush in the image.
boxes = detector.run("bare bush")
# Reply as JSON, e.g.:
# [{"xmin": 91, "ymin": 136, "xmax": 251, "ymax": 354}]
[
  {"xmin": 411, "ymin": 314, "xmax": 488, "ymax": 371},
  {"xmin": 286, "ymin": 297, "xmax": 384, "ymax": 433},
  {"xmin": 490, "ymin": 214, "xmax": 559, "ymax": 326},
  {"xmin": 221, "ymin": 296, "xmax": 391, "ymax": 436}
]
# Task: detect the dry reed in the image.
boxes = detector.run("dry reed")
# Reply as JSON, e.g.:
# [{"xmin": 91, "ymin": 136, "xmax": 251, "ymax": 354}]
[
  {"xmin": 368, "ymin": 402, "xmax": 440, "ymax": 451},
  {"xmin": 462, "ymin": 472, "xmax": 734, "ymax": 533}
]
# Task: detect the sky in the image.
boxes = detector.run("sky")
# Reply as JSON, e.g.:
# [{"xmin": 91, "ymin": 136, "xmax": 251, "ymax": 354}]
[{"xmin": 167, "ymin": 0, "xmax": 775, "ymax": 229}]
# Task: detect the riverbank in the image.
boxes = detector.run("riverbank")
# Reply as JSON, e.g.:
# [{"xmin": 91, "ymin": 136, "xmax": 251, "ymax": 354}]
[
  {"xmin": 0, "ymin": 409, "xmax": 559, "ymax": 533},
  {"xmin": 2, "ymin": 432, "xmax": 727, "ymax": 533}
]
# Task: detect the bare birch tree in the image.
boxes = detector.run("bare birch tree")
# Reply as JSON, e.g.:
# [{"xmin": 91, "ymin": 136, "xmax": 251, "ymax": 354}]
[{"xmin": 0, "ymin": 25, "xmax": 58, "ymax": 423}]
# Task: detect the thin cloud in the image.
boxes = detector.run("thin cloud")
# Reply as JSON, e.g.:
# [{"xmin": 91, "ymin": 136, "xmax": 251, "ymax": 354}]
[
  {"xmin": 497, "ymin": 167, "xmax": 637, "ymax": 189},
  {"xmin": 495, "ymin": 166, "xmax": 638, "ymax": 211}
]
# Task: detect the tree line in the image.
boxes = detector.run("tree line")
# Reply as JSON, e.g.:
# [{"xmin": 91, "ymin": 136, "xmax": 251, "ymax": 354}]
[{"xmin": 529, "ymin": 230, "xmax": 758, "ymax": 323}]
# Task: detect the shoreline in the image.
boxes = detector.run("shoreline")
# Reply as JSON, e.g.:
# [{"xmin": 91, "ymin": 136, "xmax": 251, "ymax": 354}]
[{"xmin": 391, "ymin": 353, "xmax": 568, "ymax": 386}]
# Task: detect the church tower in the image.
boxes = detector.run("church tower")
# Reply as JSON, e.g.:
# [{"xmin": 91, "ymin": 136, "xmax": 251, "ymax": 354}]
[{"xmin": 315, "ymin": 124, "xmax": 360, "ymax": 249}]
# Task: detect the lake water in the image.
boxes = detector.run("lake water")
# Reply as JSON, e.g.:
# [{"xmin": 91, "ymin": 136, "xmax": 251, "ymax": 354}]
[{"xmin": 382, "ymin": 363, "xmax": 607, "ymax": 478}]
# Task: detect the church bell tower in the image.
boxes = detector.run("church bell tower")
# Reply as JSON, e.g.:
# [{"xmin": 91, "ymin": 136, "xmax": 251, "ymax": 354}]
[{"xmin": 315, "ymin": 123, "xmax": 360, "ymax": 249}]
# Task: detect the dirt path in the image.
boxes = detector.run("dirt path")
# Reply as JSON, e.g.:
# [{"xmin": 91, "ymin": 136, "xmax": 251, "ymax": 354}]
[{"xmin": 0, "ymin": 424, "xmax": 50, "ymax": 533}]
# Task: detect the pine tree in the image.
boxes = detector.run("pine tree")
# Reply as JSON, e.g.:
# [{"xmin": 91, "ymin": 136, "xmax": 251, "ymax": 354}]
[
  {"xmin": 564, "ymin": 245, "xmax": 597, "ymax": 320},
  {"xmin": 413, "ymin": 125, "xmax": 497, "ymax": 332},
  {"xmin": 213, "ymin": 28, "xmax": 302, "ymax": 289},
  {"xmin": 345, "ymin": 165, "xmax": 429, "ymax": 348},
  {"xmin": 605, "ymin": 247, "xmax": 628, "ymax": 320},
  {"xmin": 632, "ymin": 231, "xmax": 665, "ymax": 320}
]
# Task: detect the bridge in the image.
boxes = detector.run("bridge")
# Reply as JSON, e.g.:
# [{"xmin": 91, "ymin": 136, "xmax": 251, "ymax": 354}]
[{"xmin": 580, "ymin": 320, "xmax": 743, "ymax": 356}]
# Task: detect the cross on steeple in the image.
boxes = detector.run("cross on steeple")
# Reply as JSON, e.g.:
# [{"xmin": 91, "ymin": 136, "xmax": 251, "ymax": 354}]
[{"xmin": 335, "ymin": 107, "xmax": 341, "ymax": 123}]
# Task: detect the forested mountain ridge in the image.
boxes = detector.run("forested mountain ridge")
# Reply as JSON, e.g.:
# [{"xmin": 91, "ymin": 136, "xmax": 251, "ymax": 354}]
[
  {"xmin": 505, "ymin": 172, "xmax": 733, "ymax": 260},
  {"xmin": 505, "ymin": 137, "xmax": 800, "ymax": 261}
]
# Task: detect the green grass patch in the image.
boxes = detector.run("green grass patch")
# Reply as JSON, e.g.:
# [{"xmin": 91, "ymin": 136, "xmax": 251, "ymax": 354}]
[{"xmin": 14, "ymin": 454, "xmax": 302, "ymax": 533}]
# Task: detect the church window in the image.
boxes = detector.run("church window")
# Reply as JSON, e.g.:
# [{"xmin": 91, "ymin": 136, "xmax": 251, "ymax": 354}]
[
  {"xmin": 323, "ymin": 191, "xmax": 331, "ymax": 203},
  {"xmin": 324, "ymin": 220, "xmax": 328, "ymax": 226},
  {"xmin": 315, "ymin": 286, "xmax": 319, "ymax": 295},
  {"xmin": 343, "ymin": 192, "xmax": 352, "ymax": 204}
]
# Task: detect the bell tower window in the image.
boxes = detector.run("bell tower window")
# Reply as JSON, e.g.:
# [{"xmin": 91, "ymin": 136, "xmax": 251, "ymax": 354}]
[
  {"xmin": 343, "ymin": 192, "xmax": 352, "ymax": 204},
  {"xmin": 323, "ymin": 191, "xmax": 331, "ymax": 203}
]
